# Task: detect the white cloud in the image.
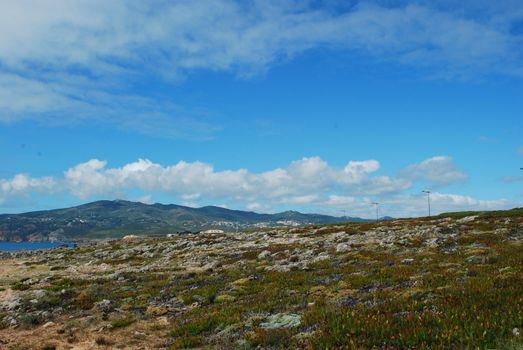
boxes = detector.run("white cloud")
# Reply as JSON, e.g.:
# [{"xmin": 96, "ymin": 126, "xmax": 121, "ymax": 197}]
[
  {"xmin": 281, "ymin": 195, "xmax": 321, "ymax": 205},
  {"xmin": 0, "ymin": 1, "xmax": 519, "ymax": 78},
  {"xmin": 401, "ymin": 156, "xmax": 467, "ymax": 185},
  {"xmin": 136, "ymin": 195, "xmax": 154, "ymax": 205},
  {"xmin": 376, "ymin": 192, "xmax": 514, "ymax": 218},
  {"xmin": 59, "ymin": 156, "xmax": 410, "ymax": 201},
  {"xmin": 0, "ymin": 1, "xmax": 522, "ymax": 135},
  {"xmin": 0, "ymin": 174, "xmax": 56, "ymax": 204},
  {"xmin": 181, "ymin": 201, "xmax": 199, "ymax": 208},
  {"xmin": 1, "ymin": 155, "xmax": 517, "ymax": 217},
  {"xmin": 0, "ymin": 72, "xmax": 218, "ymax": 140},
  {"xmin": 180, "ymin": 193, "xmax": 201, "ymax": 200},
  {"xmin": 246, "ymin": 202, "xmax": 272, "ymax": 212},
  {"xmin": 323, "ymin": 195, "xmax": 360, "ymax": 207}
]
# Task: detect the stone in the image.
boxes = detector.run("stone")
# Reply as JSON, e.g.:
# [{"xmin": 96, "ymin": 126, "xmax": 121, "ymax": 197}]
[
  {"xmin": 42, "ymin": 321, "xmax": 55, "ymax": 328},
  {"xmin": 312, "ymin": 253, "xmax": 330, "ymax": 263},
  {"xmin": 121, "ymin": 234, "xmax": 140, "ymax": 240},
  {"xmin": 457, "ymin": 216, "xmax": 478, "ymax": 223},
  {"xmin": 1, "ymin": 298, "xmax": 21, "ymax": 311},
  {"xmin": 235, "ymin": 339, "xmax": 252, "ymax": 350},
  {"xmin": 32, "ymin": 289, "xmax": 47, "ymax": 300},
  {"xmin": 146, "ymin": 305, "xmax": 169, "ymax": 316},
  {"xmin": 336, "ymin": 243, "xmax": 350, "ymax": 253},
  {"xmin": 259, "ymin": 313, "xmax": 301, "ymax": 330},
  {"xmin": 93, "ymin": 299, "xmax": 113, "ymax": 313},
  {"xmin": 466, "ymin": 255, "xmax": 492, "ymax": 265},
  {"xmin": 257, "ymin": 250, "xmax": 272, "ymax": 260},
  {"xmin": 157, "ymin": 316, "xmax": 169, "ymax": 326},
  {"xmin": 202, "ymin": 261, "xmax": 218, "ymax": 271},
  {"xmin": 232, "ymin": 278, "xmax": 250, "ymax": 286}
]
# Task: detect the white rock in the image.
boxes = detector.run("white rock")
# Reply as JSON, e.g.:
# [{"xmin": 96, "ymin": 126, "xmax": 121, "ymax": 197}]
[
  {"xmin": 1, "ymin": 298, "xmax": 21, "ymax": 311},
  {"xmin": 312, "ymin": 253, "xmax": 330, "ymax": 263},
  {"xmin": 336, "ymin": 243, "xmax": 351, "ymax": 253},
  {"xmin": 32, "ymin": 289, "xmax": 47, "ymax": 300},
  {"xmin": 42, "ymin": 321, "xmax": 55, "ymax": 329},
  {"xmin": 257, "ymin": 250, "xmax": 272, "ymax": 260},
  {"xmin": 457, "ymin": 216, "xmax": 478, "ymax": 223},
  {"xmin": 122, "ymin": 235, "xmax": 139, "ymax": 241},
  {"xmin": 260, "ymin": 313, "xmax": 301, "ymax": 330},
  {"xmin": 201, "ymin": 229, "xmax": 224, "ymax": 234}
]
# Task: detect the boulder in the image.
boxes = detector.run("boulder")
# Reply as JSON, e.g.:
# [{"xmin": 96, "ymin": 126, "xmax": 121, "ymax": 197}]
[
  {"xmin": 336, "ymin": 243, "xmax": 350, "ymax": 253},
  {"xmin": 257, "ymin": 250, "xmax": 272, "ymax": 260}
]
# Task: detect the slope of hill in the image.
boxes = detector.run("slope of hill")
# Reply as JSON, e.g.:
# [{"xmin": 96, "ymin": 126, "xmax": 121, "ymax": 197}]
[{"xmin": 0, "ymin": 200, "xmax": 366, "ymax": 241}]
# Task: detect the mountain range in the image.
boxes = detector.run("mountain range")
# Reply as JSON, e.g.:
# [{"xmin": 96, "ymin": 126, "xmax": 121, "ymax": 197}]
[{"xmin": 0, "ymin": 200, "xmax": 372, "ymax": 242}]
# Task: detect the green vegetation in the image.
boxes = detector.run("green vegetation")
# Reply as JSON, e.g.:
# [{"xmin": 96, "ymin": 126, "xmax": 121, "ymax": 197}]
[
  {"xmin": 1, "ymin": 211, "xmax": 522, "ymax": 348},
  {"xmin": 438, "ymin": 207, "xmax": 523, "ymax": 219},
  {"xmin": 111, "ymin": 315, "xmax": 135, "ymax": 328}
]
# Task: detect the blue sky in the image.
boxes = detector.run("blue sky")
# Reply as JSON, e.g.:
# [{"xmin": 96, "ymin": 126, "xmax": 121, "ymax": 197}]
[{"xmin": 0, "ymin": 0, "xmax": 522, "ymax": 218}]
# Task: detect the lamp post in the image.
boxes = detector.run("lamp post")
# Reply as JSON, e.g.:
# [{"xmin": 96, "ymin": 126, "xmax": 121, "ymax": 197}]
[
  {"xmin": 372, "ymin": 202, "xmax": 379, "ymax": 222},
  {"xmin": 422, "ymin": 190, "xmax": 431, "ymax": 217}
]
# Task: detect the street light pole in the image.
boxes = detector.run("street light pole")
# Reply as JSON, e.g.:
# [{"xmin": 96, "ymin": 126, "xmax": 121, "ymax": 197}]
[
  {"xmin": 372, "ymin": 202, "xmax": 379, "ymax": 222},
  {"xmin": 422, "ymin": 190, "xmax": 431, "ymax": 217}
]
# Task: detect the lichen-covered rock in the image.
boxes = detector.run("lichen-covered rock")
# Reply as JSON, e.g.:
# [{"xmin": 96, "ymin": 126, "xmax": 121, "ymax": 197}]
[
  {"xmin": 93, "ymin": 299, "xmax": 114, "ymax": 313},
  {"xmin": 257, "ymin": 250, "xmax": 272, "ymax": 260},
  {"xmin": 336, "ymin": 243, "xmax": 350, "ymax": 253},
  {"xmin": 466, "ymin": 255, "xmax": 493, "ymax": 264},
  {"xmin": 260, "ymin": 313, "xmax": 301, "ymax": 330},
  {"xmin": 146, "ymin": 305, "xmax": 169, "ymax": 316}
]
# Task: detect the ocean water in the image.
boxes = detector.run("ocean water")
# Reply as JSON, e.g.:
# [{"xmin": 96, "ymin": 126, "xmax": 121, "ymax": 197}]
[{"xmin": 0, "ymin": 241, "xmax": 74, "ymax": 252}]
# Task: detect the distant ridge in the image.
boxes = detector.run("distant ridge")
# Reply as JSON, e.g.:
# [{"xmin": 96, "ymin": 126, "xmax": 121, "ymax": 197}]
[{"xmin": 0, "ymin": 200, "xmax": 370, "ymax": 242}]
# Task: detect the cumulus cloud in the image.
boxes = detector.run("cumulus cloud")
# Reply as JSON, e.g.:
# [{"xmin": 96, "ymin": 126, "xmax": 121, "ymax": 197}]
[
  {"xmin": 246, "ymin": 202, "xmax": 273, "ymax": 212},
  {"xmin": 59, "ymin": 156, "xmax": 410, "ymax": 201},
  {"xmin": 377, "ymin": 192, "xmax": 514, "ymax": 218},
  {"xmin": 401, "ymin": 156, "xmax": 467, "ymax": 185},
  {"xmin": 0, "ymin": 174, "xmax": 56, "ymax": 204},
  {"xmin": 0, "ymin": 155, "xmax": 516, "ymax": 217},
  {"xmin": 0, "ymin": 156, "xmax": 517, "ymax": 217},
  {"xmin": 135, "ymin": 195, "xmax": 154, "ymax": 205},
  {"xmin": 0, "ymin": 1, "xmax": 522, "ymax": 135}
]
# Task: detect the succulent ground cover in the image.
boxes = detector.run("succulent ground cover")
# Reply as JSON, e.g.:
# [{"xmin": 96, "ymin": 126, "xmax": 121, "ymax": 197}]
[{"xmin": 1, "ymin": 213, "xmax": 522, "ymax": 349}]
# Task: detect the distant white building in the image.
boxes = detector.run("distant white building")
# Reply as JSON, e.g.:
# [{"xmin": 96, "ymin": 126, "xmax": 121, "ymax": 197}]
[{"xmin": 201, "ymin": 229, "xmax": 224, "ymax": 234}]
